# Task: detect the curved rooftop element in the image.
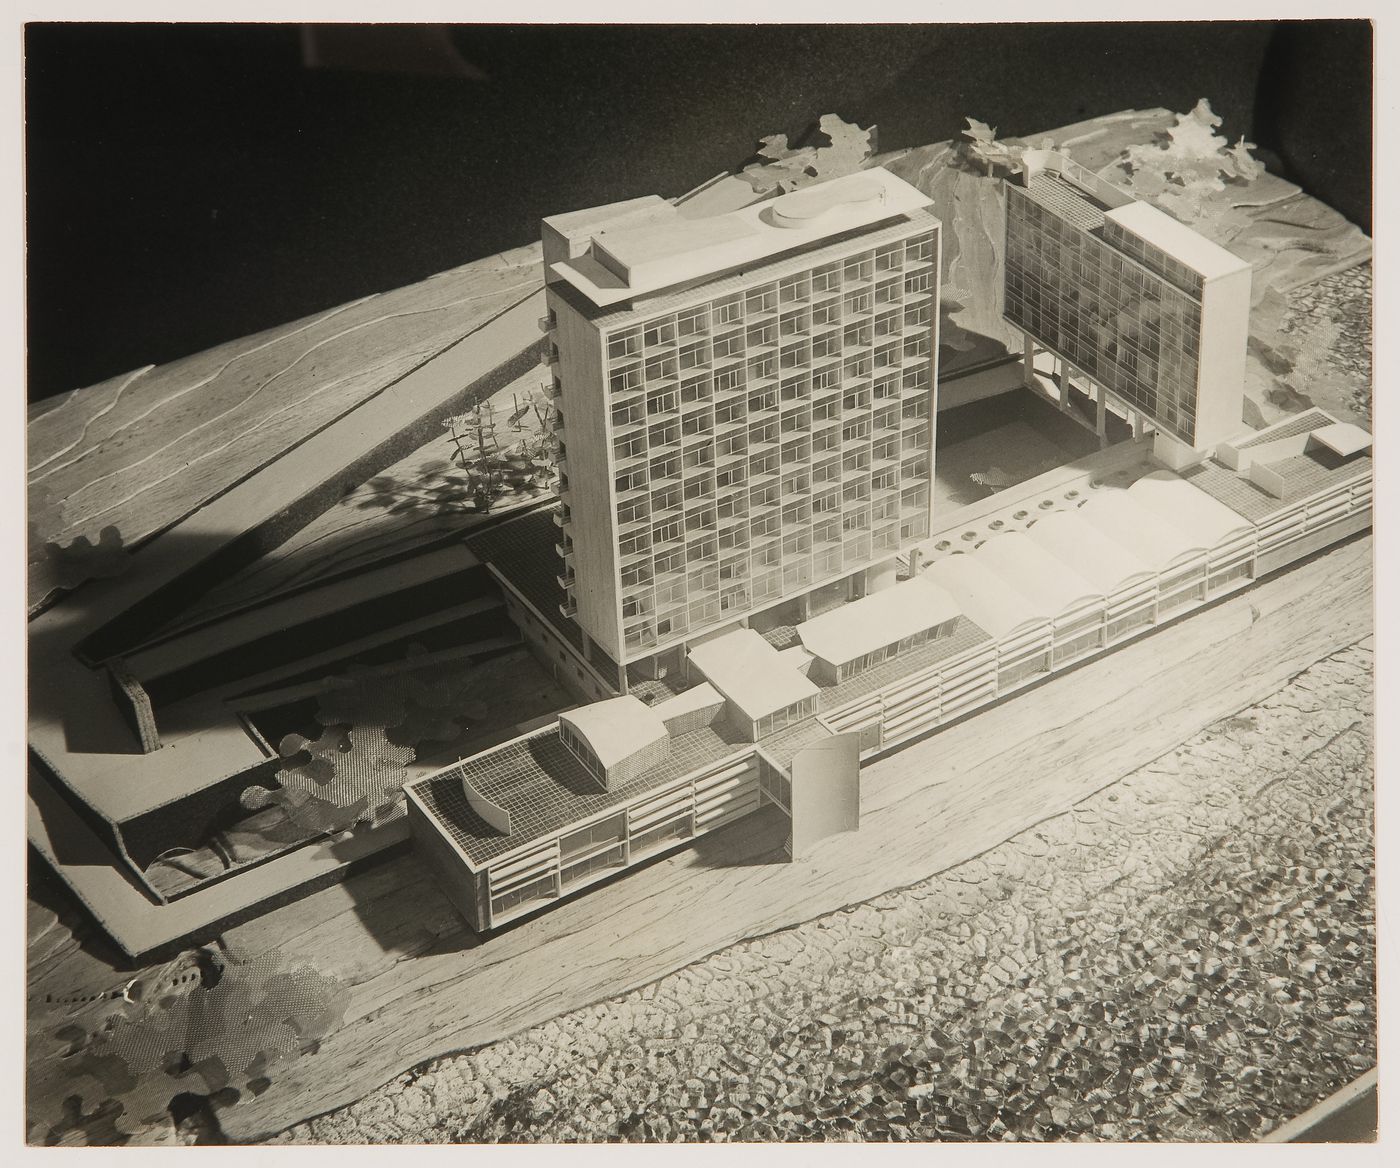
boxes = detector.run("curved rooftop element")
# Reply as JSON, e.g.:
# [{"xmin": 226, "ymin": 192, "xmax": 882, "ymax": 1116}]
[
  {"xmin": 974, "ymin": 531, "xmax": 1102, "ymax": 618},
  {"xmin": 921, "ymin": 552, "xmax": 1045, "ymax": 638},
  {"xmin": 558, "ymin": 695, "xmax": 669, "ymax": 771},
  {"xmin": 769, "ymin": 174, "xmax": 886, "ymax": 230},
  {"xmin": 1024, "ymin": 509, "xmax": 1156, "ymax": 594},
  {"xmin": 796, "ymin": 575, "xmax": 961, "ymax": 668},
  {"xmin": 1077, "ymin": 489, "xmax": 1205, "ymax": 572},
  {"xmin": 1126, "ymin": 470, "xmax": 1255, "ymax": 547},
  {"xmin": 460, "ymin": 775, "xmax": 512, "ymax": 836}
]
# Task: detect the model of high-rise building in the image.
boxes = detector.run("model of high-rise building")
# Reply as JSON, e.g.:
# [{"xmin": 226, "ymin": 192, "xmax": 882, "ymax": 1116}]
[
  {"xmin": 1002, "ymin": 150, "xmax": 1251, "ymax": 470},
  {"xmin": 541, "ymin": 169, "xmax": 941, "ymax": 679}
]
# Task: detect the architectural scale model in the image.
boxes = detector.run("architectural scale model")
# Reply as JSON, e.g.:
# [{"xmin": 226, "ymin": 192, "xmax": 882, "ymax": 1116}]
[
  {"xmin": 28, "ymin": 146, "xmax": 1373, "ymax": 958},
  {"xmin": 1003, "ymin": 150, "xmax": 1251, "ymax": 467},
  {"xmin": 540, "ymin": 168, "xmax": 940, "ymax": 680},
  {"xmin": 404, "ymin": 161, "xmax": 1372, "ymax": 934}
]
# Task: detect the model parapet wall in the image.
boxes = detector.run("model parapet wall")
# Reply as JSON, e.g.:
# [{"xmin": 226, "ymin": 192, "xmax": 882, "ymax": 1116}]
[
  {"xmin": 1003, "ymin": 151, "xmax": 1250, "ymax": 463},
  {"xmin": 408, "ymin": 735, "xmax": 778, "ymax": 931},
  {"xmin": 409, "ymin": 410, "xmax": 1371, "ymax": 933},
  {"xmin": 541, "ymin": 168, "xmax": 942, "ymax": 666}
]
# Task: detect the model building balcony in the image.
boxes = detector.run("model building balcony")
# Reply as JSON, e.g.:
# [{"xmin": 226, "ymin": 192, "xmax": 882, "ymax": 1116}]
[
  {"xmin": 621, "ymin": 598, "xmax": 656, "ymax": 626},
  {"xmin": 606, "ymin": 329, "xmax": 642, "ymax": 363}
]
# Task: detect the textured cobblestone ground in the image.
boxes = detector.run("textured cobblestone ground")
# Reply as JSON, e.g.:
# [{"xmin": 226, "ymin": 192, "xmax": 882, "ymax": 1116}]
[
  {"xmin": 1283, "ymin": 265, "xmax": 1373, "ymax": 424},
  {"xmin": 277, "ymin": 639, "xmax": 1375, "ymax": 1144},
  {"xmin": 1286, "ymin": 267, "xmax": 1371, "ymax": 394}
]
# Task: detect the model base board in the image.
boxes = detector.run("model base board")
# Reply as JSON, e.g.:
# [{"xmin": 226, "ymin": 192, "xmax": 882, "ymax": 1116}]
[{"xmin": 26, "ymin": 105, "xmax": 1373, "ymax": 1145}]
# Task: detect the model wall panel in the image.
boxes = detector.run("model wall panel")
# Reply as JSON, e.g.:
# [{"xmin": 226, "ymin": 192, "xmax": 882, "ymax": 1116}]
[
  {"xmin": 605, "ymin": 735, "xmax": 673, "ymax": 788},
  {"xmin": 549, "ymin": 289, "xmax": 623, "ymax": 659},
  {"xmin": 1194, "ymin": 265, "xmax": 1252, "ymax": 449},
  {"xmin": 407, "ymin": 798, "xmax": 489, "ymax": 932}
]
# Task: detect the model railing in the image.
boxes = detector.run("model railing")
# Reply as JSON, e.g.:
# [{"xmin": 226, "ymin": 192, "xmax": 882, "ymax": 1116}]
[{"xmin": 818, "ymin": 461, "xmax": 1373, "ymax": 760}]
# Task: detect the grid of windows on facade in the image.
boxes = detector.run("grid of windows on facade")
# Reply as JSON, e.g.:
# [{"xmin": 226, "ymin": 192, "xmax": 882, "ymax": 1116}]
[
  {"xmin": 753, "ymin": 693, "xmax": 821, "ymax": 739},
  {"xmin": 596, "ymin": 229, "xmax": 938, "ymax": 654},
  {"xmin": 1004, "ymin": 186, "xmax": 1203, "ymax": 446},
  {"xmin": 1100, "ymin": 220, "xmax": 1204, "ymax": 299}
]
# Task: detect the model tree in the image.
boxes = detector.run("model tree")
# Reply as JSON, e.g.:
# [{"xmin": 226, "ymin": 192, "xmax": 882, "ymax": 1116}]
[
  {"xmin": 506, "ymin": 387, "xmax": 558, "ymax": 493},
  {"xmin": 961, "ymin": 118, "xmax": 1057, "ymax": 178},
  {"xmin": 442, "ymin": 385, "xmax": 558, "ymax": 513},
  {"xmin": 444, "ymin": 402, "xmax": 509, "ymax": 512}
]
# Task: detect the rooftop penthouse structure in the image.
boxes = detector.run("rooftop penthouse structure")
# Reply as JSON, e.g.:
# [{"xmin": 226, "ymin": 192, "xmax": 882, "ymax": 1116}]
[
  {"xmin": 1003, "ymin": 150, "xmax": 1252, "ymax": 470},
  {"xmin": 540, "ymin": 169, "xmax": 942, "ymax": 684}
]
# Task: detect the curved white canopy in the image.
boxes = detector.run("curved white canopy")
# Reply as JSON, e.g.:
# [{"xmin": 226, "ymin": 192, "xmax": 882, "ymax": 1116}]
[
  {"xmin": 1077, "ymin": 488, "xmax": 1206, "ymax": 572},
  {"xmin": 974, "ymin": 531, "xmax": 1102, "ymax": 618},
  {"xmin": 922, "ymin": 552, "xmax": 1047, "ymax": 638},
  {"xmin": 1025, "ymin": 508, "xmax": 1156, "ymax": 594},
  {"xmin": 1127, "ymin": 470, "xmax": 1254, "ymax": 548}
]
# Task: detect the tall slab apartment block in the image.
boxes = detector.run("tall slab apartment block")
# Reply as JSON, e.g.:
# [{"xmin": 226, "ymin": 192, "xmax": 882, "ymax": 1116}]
[
  {"xmin": 1002, "ymin": 150, "xmax": 1251, "ymax": 470},
  {"xmin": 541, "ymin": 169, "xmax": 942, "ymax": 677}
]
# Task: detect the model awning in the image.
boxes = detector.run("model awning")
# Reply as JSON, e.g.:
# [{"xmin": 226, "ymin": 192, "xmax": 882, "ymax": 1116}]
[
  {"xmin": 921, "ymin": 552, "xmax": 1047, "ymax": 638},
  {"xmin": 1024, "ymin": 509, "xmax": 1156, "ymax": 594},
  {"xmin": 796, "ymin": 575, "xmax": 961, "ymax": 669},
  {"xmin": 1077, "ymin": 489, "xmax": 1206, "ymax": 572},
  {"xmin": 974, "ymin": 532, "xmax": 1102, "ymax": 618},
  {"xmin": 1127, "ymin": 470, "xmax": 1254, "ymax": 548},
  {"xmin": 687, "ymin": 628, "xmax": 820, "ymax": 723},
  {"xmin": 558, "ymin": 695, "xmax": 669, "ymax": 770},
  {"xmin": 1309, "ymin": 421, "xmax": 1373, "ymax": 459}
]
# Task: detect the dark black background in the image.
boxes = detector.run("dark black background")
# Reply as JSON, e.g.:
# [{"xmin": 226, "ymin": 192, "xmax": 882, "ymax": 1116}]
[{"xmin": 24, "ymin": 21, "xmax": 1372, "ymax": 403}]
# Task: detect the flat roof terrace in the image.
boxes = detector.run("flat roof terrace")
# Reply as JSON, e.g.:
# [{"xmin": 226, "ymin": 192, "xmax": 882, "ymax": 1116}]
[
  {"xmin": 1180, "ymin": 448, "xmax": 1373, "ymax": 524},
  {"xmin": 559, "ymin": 205, "xmax": 942, "ymax": 330},
  {"xmin": 549, "ymin": 168, "xmax": 935, "ymax": 312},
  {"xmin": 1024, "ymin": 171, "xmax": 1114, "ymax": 233}
]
